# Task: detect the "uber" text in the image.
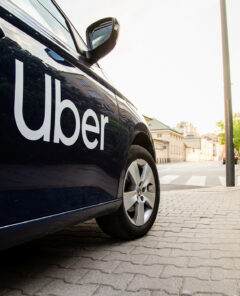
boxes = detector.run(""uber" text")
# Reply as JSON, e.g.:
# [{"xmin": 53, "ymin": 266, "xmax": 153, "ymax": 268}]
[{"xmin": 14, "ymin": 59, "xmax": 109, "ymax": 150}]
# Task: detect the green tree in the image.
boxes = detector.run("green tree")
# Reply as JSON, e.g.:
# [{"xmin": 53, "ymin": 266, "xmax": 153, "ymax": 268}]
[{"xmin": 217, "ymin": 113, "xmax": 240, "ymax": 151}]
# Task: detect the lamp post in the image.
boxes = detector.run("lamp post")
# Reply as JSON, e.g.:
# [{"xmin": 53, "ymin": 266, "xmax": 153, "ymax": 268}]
[{"xmin": 220, "ymin": 0, "xmax": 235, "ymax": 186}]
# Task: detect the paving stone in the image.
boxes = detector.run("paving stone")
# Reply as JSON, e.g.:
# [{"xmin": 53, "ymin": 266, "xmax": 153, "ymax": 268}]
[
  {"xmin": 94, "ymin": 286, "xmax": 151, "ymax": 296},
  {"xmin": 211, "ymin": 267, "xmax": 240, "ymax": 280},
  {"xmin": 0, "ymin": 274, "xmax": 52, "ymax": 295},
  {"xmin": 170, "ymin": 249, "xmax": 211, "ymax": 259},
  {"xmin": 151, "ymin": 291, "xmax": 174, "ymax": 296},
  {"xmin": 164, "ymin": 232, "xmax": 195, "ymax": 238},
  {"xmin": 128, "ymin": 275, "xmax": 182, "ymax": 294},
  {"xmin": 85, "ymin": 243, "xmax": 136, "ymax": 254},
  {"xmin": 212, "ymin": 250, "xmax": 240, "ymax": 259},
  {"xmin": 103, "ymin": 252, "xmax": 148, "ymax": 264},
  {"xmin": 234, "ymin": 258, "xmax": 240, "ymax": 269},
  {"xmin": 73, "ymin": 250, "xmax": 111, "ymax": 260},
  {"xmin": 103, "ymin": 244, "xmax": 136, "ymax": 254},
  {"xmin": 71, "ymin": 257, "xmax": 119, "ymax": 273},
  {"xmin": 131, "ymin": 246, "xmax": 171, "ymax": 256},
  {"xmin": 37, "ymin": 280, "xmax": 97, "ymax": 296},
  {"xmin": 189, "ymin": 257, "xmax": 234, "ymax": 269},
  {"xmin": 182, "ymin": 278, "xmax": 239, "ymax": 295},
  {"xmin": 128, "ymin": 240, "xmax": 159, "ymax": 248},
  {"xmin": 151, "ymin": 226, "xmax": 181, "ymax": 232},
  {"xmin": 34, "ymin": 255, "xmax": 79, "ymax": 269},
  {"xmin": 144, "ymin": 255, "xmax": 188, "ymax": 267},
  {"xmin": 211, "ymin": 238, "xmax": 240, "ymax": 244},
  {"xmin": 113, "ymin": 262, "xmax": 163, "ymax": 277},
  {"xmin": 147, "ymin": 230, "xmax": 165, "ymax": 237},
  {"xmin": 156, "ymin": 242, "xmax": 192, "ymax": 251},
  {"xmin": 143, "ymin": 236, "xmax": 178, "ymax": 243},
  {"xmin": 191, "ymin": 243, "xmax": 240, "ymax": 251},
  {"xmin": 196, "ymin": 232, "xmax": 235, "ymax": 239},
  {"xmin": 34, "ymin": 265, "xmax": 88, "ymax": 283},
  {"xmin": 180, "ymin": 223, "xmax": 197, "ymax": 229},
  {"xmin": 79, "ymin": 270, "xmax": 134, "ymax": 290},
  {"xmin": 177, "ymin": 238, "xmax": 210, "ymax": 244},
  {"xmin": 161, "ymin": 266, "xmax": 211, "ymax": 280}
]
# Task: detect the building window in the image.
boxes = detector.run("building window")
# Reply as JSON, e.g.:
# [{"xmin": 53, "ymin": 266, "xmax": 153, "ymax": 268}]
[{"xmin": 157, "ymin": 133, "xmax": 162, "ymax": 138}]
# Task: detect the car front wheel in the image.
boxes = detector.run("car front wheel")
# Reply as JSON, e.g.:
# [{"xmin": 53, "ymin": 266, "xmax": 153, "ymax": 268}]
[{"xmin": 96, "ymin": 145, "xmax": 160, "ymax": 239}]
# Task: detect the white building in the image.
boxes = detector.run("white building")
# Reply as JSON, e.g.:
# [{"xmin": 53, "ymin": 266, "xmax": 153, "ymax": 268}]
[
  {"xmin": 175, "ymin": 121, "xmax": 199, "ymax": 137},
  {"xmin": 149, "ymin": 118, "xmax": 185, "ymax": 162}
]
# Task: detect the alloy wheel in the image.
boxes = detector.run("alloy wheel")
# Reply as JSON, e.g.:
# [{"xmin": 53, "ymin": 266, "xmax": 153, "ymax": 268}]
[{"xmin": 123, "ymin": 159, "xmax": 156, "ymax": 226}]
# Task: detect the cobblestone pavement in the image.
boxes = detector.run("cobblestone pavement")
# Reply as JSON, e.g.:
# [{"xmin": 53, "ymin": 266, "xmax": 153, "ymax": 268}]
[{"xmin": 0, "ymin": 187, "xmax": 240, "ymax": 296}]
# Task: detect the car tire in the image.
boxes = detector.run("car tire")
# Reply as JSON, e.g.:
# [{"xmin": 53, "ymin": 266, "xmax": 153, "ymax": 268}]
[{"xmin": 96, "ymin": 145, "xmax": 160, "ymax": 239}]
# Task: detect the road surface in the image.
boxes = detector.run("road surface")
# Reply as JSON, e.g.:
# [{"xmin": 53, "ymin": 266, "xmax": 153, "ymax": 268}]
[{"xmin": 158, "ymin": 161, "xmax": 240, "ymax": 191}]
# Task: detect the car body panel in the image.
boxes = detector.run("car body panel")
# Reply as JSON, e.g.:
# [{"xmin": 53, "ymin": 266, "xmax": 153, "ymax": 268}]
[
  {"xmin": 0, "ymin": 0, "xmax": 155, "ymax": 249},
  {"xmin": 0, "ymin": 198, "xmax": 121, "ymax": 251}
]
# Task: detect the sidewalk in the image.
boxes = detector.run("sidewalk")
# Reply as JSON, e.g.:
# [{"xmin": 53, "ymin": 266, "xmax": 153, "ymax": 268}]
[{"xmin": 0, "ymin": 186, "xmax": 240, "ymax": 296}]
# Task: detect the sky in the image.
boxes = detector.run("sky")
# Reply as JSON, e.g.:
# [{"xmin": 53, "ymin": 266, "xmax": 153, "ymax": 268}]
[{"xmin": 57, "ymin": 0, "xmax": 240, "ymax": 135}]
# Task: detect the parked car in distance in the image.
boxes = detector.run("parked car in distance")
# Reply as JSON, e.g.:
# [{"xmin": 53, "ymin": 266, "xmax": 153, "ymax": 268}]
[{"xmin": 0, "ymin": 0, "xmax": 160, "ymax": 250}]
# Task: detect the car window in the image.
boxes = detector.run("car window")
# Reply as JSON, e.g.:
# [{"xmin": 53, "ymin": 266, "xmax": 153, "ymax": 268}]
[{"xmin": 10, "ymin": 0, "xmax": 77, "ymax": 51}]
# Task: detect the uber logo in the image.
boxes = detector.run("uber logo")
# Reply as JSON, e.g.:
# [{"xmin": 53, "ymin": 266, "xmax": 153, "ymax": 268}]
[{"xmin": 14, "ymin": 59, "xmax": 109, "ymax": 150}]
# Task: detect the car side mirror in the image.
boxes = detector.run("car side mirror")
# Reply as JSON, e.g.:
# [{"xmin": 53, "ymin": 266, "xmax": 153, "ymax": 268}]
[{"xmin": 84, "ymin": 17, "xmax": 120, "ymax": 64}]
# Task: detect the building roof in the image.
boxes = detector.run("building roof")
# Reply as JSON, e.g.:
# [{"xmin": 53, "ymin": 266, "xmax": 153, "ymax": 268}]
[
  {"xmin": 149, "ymin": 118, "xmax": 182, "ymax": 135},
  {"xmin": 143, "ymin": 115, "xmax": 152, "ymax": 123}
]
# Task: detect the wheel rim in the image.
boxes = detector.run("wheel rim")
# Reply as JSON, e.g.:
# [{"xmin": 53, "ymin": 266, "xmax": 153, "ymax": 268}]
[{"xmin": 123, "ymin": 159, "xmax": 156, "ymax": 226}]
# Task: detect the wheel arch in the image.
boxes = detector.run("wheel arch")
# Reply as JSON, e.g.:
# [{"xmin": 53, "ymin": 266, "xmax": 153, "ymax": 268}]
[{"xmin": 131, "ymin": 132, "xmax": 156, "ymax": 162}]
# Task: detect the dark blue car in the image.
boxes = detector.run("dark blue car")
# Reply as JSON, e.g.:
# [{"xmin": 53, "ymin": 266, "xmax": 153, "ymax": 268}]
[{"xmin": 0, "ymin": 0, "xmax": 160, "ymax": 250}]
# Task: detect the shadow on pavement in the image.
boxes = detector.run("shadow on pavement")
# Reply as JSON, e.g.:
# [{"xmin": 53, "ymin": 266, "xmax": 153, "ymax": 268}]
[{"xmin": 0, "ymin": 220, "xmax": 119, "ymax": 293}]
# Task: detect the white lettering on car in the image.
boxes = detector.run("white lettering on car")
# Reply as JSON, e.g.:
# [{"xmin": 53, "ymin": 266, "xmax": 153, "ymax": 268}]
[
  {"xmin": 14, "ymin": 59, "xmax": 109, "ymax": 150},
  {"xmin": 54, "ymin": 79, "xmax": 80, "ymax": 146},
  {"xmin": 100, "ymin": 114, "xmax": 109, "ymax": 150},
  {"xmin": 82, "ymin": 109, "xmax": 99, "ymax": 150},
  {"xmin": 14, "ymin": 59, "xmax": 52, "ymax": 142}
]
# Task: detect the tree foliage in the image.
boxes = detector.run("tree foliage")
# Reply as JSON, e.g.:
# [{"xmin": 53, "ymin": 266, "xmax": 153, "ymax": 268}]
[{"xmin": 217, "ymin": 113, "xmax": 240, "ymax": 150}]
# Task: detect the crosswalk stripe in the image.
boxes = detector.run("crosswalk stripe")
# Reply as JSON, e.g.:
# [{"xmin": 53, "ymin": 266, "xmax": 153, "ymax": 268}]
[
  {"xmin": 160, "ymin": 175, "xmax": 179, "ymax": 184},
  {"xmin": 186, "ymin": 176, "xmax": 206, "ymax": 186},
  {"xmin": 219, "ymin": 176, "xmax": 225, "ymax": 186}
]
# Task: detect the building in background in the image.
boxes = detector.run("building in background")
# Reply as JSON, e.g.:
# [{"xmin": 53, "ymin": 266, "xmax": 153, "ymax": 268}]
[
  {"xmin": 202, "ymin": 134, "xmax": 223, "ymax": 161},
  {"xmin": 144, "ymin": 116, "xmax": 223, "ymax": 163},
  {"xmin": 148, "ymin": 118, "xmax": 185, "ymax": 163},
  {"xmin": 143, "ymin": 115, "xmax": 170, "ymax": 163},
  {"xmin": 153, "ymin": 138, "xmax": 169, "ymax": 164},
  {"xmin": 184, "ymin": 135, "xmax": 222, "ymax": 162},
  {"xmin": 175, "ymin": 121, "xmax": 199, "ymax": 137}
]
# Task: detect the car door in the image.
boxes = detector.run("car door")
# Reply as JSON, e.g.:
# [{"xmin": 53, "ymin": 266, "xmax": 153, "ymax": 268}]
[{"xmin": 0, "ymin": 0, "xmax": 121, "ymax": 227}]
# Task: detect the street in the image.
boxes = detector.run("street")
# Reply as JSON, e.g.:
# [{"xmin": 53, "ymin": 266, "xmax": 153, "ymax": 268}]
[{"xmin": 158, "ymin": 161, "xmax": 240, "ymax": 191}]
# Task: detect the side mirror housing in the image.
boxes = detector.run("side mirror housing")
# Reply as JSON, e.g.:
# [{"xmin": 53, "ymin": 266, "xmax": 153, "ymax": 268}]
[{"xmin": 84, "ymin": 17, "xmax": 120, "ymax": 64}]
